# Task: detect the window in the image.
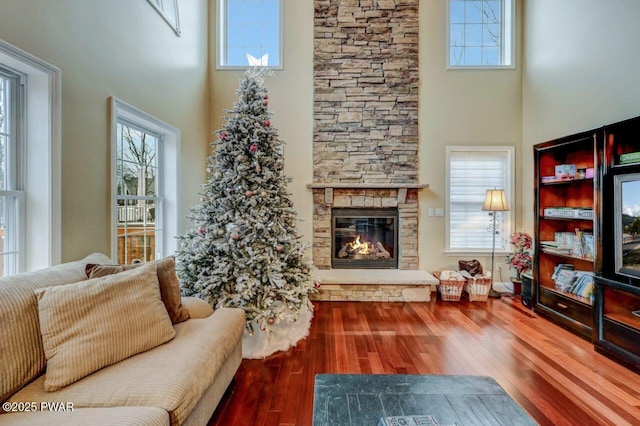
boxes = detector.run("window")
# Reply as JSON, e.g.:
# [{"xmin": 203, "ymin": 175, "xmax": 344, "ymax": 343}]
[
  {"xmin": 0, "ymin": 40, "xmax": 61, "ymax": 275},
  {"xmin": 217, "ymin": 0, "xmax": 283, "ymax": 69},
  {"xmin": 447, "ymin": 0, "xmax": 514, "ymax": 68},
  {"xmin": 111, "ymin": 98, "xmax": 180, "ymax": 265},
  {"xmin": 446, "ymin": 146, "xmax": 514, "ymax": 253},
  {"xmin": 147, "ymin": 0, "xmax": 181, "ymax": 36},
  {"xmin": 0, "ymin": 67, "xmax": 25, "ymax": 276}
]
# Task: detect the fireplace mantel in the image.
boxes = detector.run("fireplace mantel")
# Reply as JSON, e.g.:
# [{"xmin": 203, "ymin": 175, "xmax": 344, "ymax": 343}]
[
  {"xmin": 306, "ymin": 183, "xmax": 429, "ymax": 189},
  {"xmin": 308, "ymin": 183, "xmax": 428, "ymax": 205}
]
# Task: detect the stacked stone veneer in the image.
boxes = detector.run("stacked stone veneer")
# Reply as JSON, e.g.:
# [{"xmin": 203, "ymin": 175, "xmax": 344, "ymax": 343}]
[
  {"xmin": 313, "ymin": 0, "xmax": 419, "ymax": 184},
  {"xmin": 313, "ymin": 188, "xmax": 419, "ymax": 269}
]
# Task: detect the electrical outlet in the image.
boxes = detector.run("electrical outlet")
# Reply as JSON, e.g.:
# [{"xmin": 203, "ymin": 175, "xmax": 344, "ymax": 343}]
[{"xmin": 428, "ymin": 208, "xmax": 434, "ymax": 216}]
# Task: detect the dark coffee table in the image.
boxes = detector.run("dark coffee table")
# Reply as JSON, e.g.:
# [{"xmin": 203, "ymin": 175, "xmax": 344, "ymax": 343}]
[{"xmin": 313, "ymin": 374, "xmax": 536, "ymax": 425}]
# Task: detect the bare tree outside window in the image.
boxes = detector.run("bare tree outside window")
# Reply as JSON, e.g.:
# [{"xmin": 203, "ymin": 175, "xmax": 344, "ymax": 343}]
[
  {"xmin": 449, "ymin": 0, "xmax": 513, "ymax": 67},
  {"xmin": 115, "ymin": 122, "xmax": 159, "ymax": 264}
]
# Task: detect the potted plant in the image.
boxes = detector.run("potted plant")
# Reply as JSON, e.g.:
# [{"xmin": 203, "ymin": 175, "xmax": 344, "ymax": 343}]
[{"xmin": 506, "ymin": 231, "xmax": 533, "ymax": 294}]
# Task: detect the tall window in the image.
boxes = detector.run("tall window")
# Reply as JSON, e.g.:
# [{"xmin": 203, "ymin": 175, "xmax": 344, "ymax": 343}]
[
  {"xmin": 0, "ymin": 40, "xmax": 61, "ymax": 274},
  {"xmin": 446, "ymin": 146, "xmax": 514, "ymax": 253},
  {"xmin": 217, "ymin": 0, "xmax": 283, "ymax": 69},
  {"xmin": 111, "ymin": 98, "xmax": 180, "ymax": 265},
  {"xmin": 447, "ymin": 0, "xmax": 514, "ymax": 68},
  {"xmin": 0, "ymin": 67, "xmax": 25, "ymax": 276}
]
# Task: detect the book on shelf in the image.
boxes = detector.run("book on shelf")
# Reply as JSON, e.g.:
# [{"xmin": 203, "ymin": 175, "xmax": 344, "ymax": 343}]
[
  {"xmin": 541, "ymin": 230, "xmax": 594, "ymax": 259},
  {"xmin": 551, "ymin": 265, "xmax": 594, "ymax": 301}
]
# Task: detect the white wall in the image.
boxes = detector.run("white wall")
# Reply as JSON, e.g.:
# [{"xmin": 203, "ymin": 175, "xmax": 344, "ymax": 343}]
[
  {"xmin": 522, "ymin": 0, "xmax": 640, "ymax": 231},
  {"xmin": 0, "ymin": 0, "xmax": 210, "ymax": 262},
  {"xmin": 210, "ymin": 1, "xmax": 523, "ymax": 276},
  {"xmin": 419, "ymin": 0, "xmax": 523, "ymax": 277},
  {"xmin": 209, "ymin": 0, "xmax": 315, "ymax": 245}
]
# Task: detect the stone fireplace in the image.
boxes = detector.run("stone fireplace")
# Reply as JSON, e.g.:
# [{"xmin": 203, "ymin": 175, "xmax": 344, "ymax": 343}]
[
  {"xmin": 311, "ymin": 185, "xmax": 422, "ymax": 271},
  {"xmin": 309, "ymin": 0, "xmax": 438, "ymax": 300}
]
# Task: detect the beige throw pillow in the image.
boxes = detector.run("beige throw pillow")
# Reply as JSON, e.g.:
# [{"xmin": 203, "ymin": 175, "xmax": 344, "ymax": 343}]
[
  {"xmin": 86, "ymin": 256, "xmax": 189, "ymax": 324},
  {"xmin": 35, "ymin": 263, "xmax": 176, "ymax": 391}
]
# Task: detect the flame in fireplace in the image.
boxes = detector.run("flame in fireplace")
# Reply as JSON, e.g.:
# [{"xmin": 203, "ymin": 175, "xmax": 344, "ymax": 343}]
[{"xmin": 348, "ymin": 235, "xmax": 374, "ymax": 255}]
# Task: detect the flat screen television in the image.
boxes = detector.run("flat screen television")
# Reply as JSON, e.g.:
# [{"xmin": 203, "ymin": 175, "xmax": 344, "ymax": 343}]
[{"xmin": 614, "ymin": 173, "xmax": 640, "ymax": 280}]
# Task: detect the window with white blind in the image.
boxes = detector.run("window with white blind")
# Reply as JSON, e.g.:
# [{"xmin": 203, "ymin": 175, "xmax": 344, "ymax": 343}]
[{"xmin": 446, "ymin": 146, "xmax": 514, "ymax": 253}]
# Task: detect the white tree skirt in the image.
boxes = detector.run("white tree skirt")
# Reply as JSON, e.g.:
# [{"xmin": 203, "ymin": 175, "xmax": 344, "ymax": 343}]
[{"xmin": 242, "ymin": 303, "xmax": 314, "ymax": 359}]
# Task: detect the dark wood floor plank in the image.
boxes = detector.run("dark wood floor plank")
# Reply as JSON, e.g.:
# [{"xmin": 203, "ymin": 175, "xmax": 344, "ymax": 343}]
[{"xmin": 209, "ymin": 298, "xmax": 640, "ymax": 425}]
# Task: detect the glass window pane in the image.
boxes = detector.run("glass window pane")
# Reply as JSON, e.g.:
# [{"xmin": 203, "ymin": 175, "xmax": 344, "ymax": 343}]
[
  {"xmin": 483, "ymin": 47, "xmax": 500, "ymax": 65},
  {"xmin": 227, "ymin": 0, "xmax": 245, "ymax": 25},
  {"xmin": 245, "ymin": 25, "xmax": 262, "ymax": 46},
  {"xmin": 465, "ymin": 1, "xmax": 483, "ymax": 23},
  {"xmin": 262, "ymin": 1, "xmax": 279, "ymax": 23},
  {"xmin": 0, "ymin": 135, "xmax": 6, "ymax": 191},
  {"xmin": 245, "ymin": 4, "xmax": 262, "ymax": 24},
  {"xmin": 485, "ymin": 1, "xmax": 502, "ymax": 22},
  {"xmin": 266, "ymin": 49, "xmax": 278, "ymax": 66},
  {"xmin": 465, "ymin": 24, "xmax": 482, "ymax": 47},
  {"xmin": 450, "ymin": 46, "xmax": 464, "ymax": 66},
  {"xmin": 262, "ymin": 25, "xmax": 278, "ymax": 48},
  {"xmin": 483, "ymin": 24, "xmax": 500, "ymax": 46},
  {"xmin": 227, "ymin": 46, "xmax": 247, "ymax": 66},
  {"xmin": 450, "ymin": 24, "xmax": 465, "ymax": 47},
  {"xmin": 465, "ymin": 47, "xmax": 482, "ymax": 64},
  {"xmin": 0, "ymin": 77, "xmax": 7, "ymax": 134},
  {"xmin": 227, "ymin": 25, "xmax": 244, "ymax": 46},
  {"xmin": 450, "ymin": 0, "xmax": 465, "ymax": 24}
]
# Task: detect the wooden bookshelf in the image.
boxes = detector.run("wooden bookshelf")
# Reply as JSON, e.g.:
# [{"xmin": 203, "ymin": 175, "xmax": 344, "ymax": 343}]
[{"xmin": 533, "ymin": 130, "xmax": 598, "ymax": 341}]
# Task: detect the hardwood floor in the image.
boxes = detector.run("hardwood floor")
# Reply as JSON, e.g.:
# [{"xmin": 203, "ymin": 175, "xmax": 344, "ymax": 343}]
[{"xmin": 208, "ymin": 297, "xmax": 640, "ymax": 425}]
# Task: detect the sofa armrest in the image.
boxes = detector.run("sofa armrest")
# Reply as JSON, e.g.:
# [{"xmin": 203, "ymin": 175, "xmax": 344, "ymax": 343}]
[{"xmin": 181, "ymin": 297, "xmax": 214, "ymax": 319}]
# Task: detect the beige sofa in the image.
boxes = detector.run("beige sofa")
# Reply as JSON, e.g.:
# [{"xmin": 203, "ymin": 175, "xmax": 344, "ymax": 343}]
[{"xmin": 0, "ymin": 253, "xmax": 245, "ymax": 426}]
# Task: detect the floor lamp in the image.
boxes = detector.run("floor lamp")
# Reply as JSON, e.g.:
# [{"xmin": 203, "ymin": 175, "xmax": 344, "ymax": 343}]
[{"xmin": 482, "ymin": 188, "xmax": 510, "ymax": 298}]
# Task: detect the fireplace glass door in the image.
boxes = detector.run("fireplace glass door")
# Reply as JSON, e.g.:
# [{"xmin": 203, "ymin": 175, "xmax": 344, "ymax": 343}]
[{"xmin": 332, "ymin": 208, "xmax": 398, "ymax": 269}]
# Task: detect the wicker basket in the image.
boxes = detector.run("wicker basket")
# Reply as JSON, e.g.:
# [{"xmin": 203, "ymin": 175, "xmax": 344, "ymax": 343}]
[
  {"xmin": 464, "ymin": 277, "xmax": 492, "ymax": 302},
  {"xmin": 433, "ymin": 271, "xmax": 465, "ymax": 301}
]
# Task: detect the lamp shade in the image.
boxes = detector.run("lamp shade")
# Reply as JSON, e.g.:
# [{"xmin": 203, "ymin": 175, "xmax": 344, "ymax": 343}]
[{"xmin": 482, "ymin": 189, "xmax": 509, "ymax": 211}]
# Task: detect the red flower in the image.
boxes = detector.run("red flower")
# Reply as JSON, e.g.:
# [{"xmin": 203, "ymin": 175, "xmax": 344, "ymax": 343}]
[{"xmin": 506, "ymin": 231, "xmax": 533, "ymax": 278}]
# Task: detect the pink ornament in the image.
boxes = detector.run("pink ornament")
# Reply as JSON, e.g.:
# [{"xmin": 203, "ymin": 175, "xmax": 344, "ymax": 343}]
[
  {"xmin": 221, "ymin": 132, "xmax": 227, "ymax": 140},
  {"xmin": 276, "ymin": 245, "xmax": 283, "ymax": 252},
  {"xmin": 314, "ymin": 281, "xmax": 321, "ymax": 289},
  {"xmin": 199, "ymin": 228, "xmax": 205, "ymax": 235},
  {"xmin": 245, "ymin": 190, "xmax": 253, "ymax": 198},
  {"xmin": 264, "ymin": 120, "xmax": 271, "ymax": 127},
  {"xmin": 262, "ymin": 100, "xmax": 268, "ymax": 106},
  {"xmin": 250, "ymin": 144, "xmax": 257, "ymax": 152},
  {"xmin": 264, "ymin": 95, "xmax": 269, "ymax": 100},
  {"xmin": 268, "ymin": 318, "xmax": 275, "ymax": 325}
]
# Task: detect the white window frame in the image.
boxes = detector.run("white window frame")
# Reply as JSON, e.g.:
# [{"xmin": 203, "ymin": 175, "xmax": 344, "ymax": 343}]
[
  {"xmin": 147, "ymin": 0, "xmax": 181, "ymax": 36},
  {"xmin": 446, "ymin": 0, "xmax": 515, "ymax": 69},
  {"xmin": 0, "ymin": 66, "xmax": 26, "ymax": 276},
  {"xmin": 110, "ymin": 97, "xmax": 180, "ymax": 263},
  {"xmin": 445, "ymin": 145, "xmax": 514, "ymax": 255},
  {"xmin": 216, "ymin": 0, "xmax": 284, "ymax": 70},
  {"xmin": 0, "ymin": 39, "xmax": 61, "ymax": 273}
]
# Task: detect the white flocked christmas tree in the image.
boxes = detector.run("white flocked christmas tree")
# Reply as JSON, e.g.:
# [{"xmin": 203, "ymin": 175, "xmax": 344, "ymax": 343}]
[{"xmin": 176, "ymin": 68, "xmax": 316, "ymax": 359}]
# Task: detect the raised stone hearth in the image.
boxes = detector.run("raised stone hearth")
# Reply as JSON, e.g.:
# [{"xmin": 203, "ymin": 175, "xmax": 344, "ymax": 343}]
[{"xmin": 311, "ymin": 269, "xmax": 438, "ymax": 302}]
